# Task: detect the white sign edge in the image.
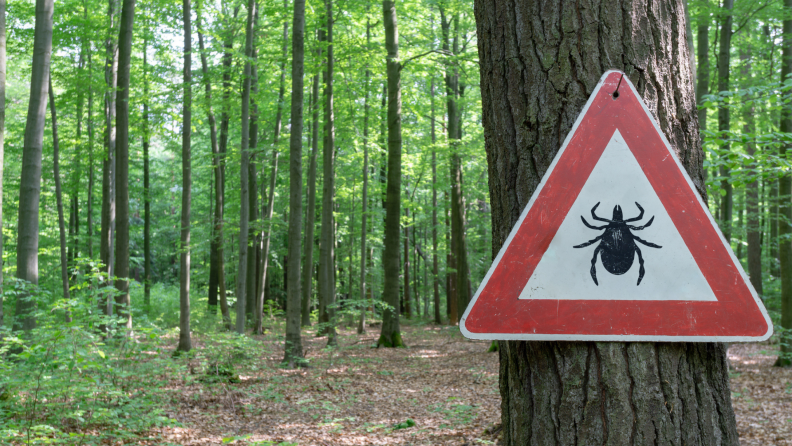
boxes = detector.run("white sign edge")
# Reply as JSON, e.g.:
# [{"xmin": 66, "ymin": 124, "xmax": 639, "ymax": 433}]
[{"xmin": 459, "ymin": 70, "xmax": 773, "ymax": 343}]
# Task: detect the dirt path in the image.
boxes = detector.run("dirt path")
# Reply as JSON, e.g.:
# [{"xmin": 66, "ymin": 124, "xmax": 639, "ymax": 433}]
[{"xmin": 148, "ymin": 323, "xmax": 791, "ymax": 445}]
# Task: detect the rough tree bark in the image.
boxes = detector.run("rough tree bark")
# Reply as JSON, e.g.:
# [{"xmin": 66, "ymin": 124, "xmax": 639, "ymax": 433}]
[
  {"xmin": 777, "ymin": 0, "xmax": 792, "ymax": 367},
  {"xmin": 283, "ymin": 0, "xmax": 305, "ymax": 366},
  {"xmin": 236, "ymin": 0, "xmax": 256, "ymax": 334},
  {"xmin": 696, "ymin": 0, "xmax": 708, "ymax": 136},
  {"xmin": 114, "ymin": 0, "xmax": 135, "ymax": 332},
  {"xmin": 377, "ymin": 0, "xmax": 405, "ymax": 348},
  {"xmin": 319, "ymin": 0, "xmax": 337, "ymax": 346},
  {"xmin": 176, "ymin": 0, "xmax": 191, "ymax": 353},
  {"xmin": 474, "ymin": 1, "xmax": 739, "ymax": 443},
  {"xmin": 13, "ymin": 0, "xmax": 54, "ymax": 332},
  {"xmin": 717, "ymin": 0, "xmax": 733, "ymax": 241},
  {"xmin": 48, "ymin": 77, "xmax": 71, "ymax": 322}
]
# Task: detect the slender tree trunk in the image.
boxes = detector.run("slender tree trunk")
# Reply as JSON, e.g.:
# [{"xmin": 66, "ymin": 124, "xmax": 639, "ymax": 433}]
[
  {"xmin": 403, "ymin": 209, "xmax": 411, "ymax": 318},
  {"xmin": 446, "ymin": 201, "xmax": 457, "ymax": 324},
  {"xmin": 13, "ymin": 0, "xmax": 54, "ymax": 332},
  {"xmin": 86, "ymin": 48, "xmax": 94, "ymax": 262},
  {"xmin": 377, "ymin": 0, "xmax": 404, "ymax": 348},
  {"xmin": 257, "ymin": 9, "xmax": 288, "ymax": 334},
  {"xmin": 0, "ymin": 0, "xmax": 6, "ymax": 326},
  {"xmin": 197, "ymin": 11, "xmax": 219, "ymax": 314},
  {"xmin": 48, "ymin": 77, "xmax": 71, "ymax": 323},
  {"xmin": 100, "ymin": 0, "xmax": 119, "ymax": 320},
  {"xmin": 696, "ymin": 0, "xmax": 709, "ymax": 136},
  {"xmin": 284, "ymin": 0, "xmax": 306, "ymax": 366},
  {"xmin": 319, "ymin": 0, "xmax": 337, "ymax": 346},
  {"xmin": 357, "ymin": 15, "xmax": 371, "ymax": 335},
  {"xmin": 302, "ymin": 58, "xmax": 320, "ymax": 327},
  {"xmin": 176, "ymin": 0, "xmax": 191, "ymax": 352},
  {"xmin": 235, "ymin": 0, "xmax": 256, "ymax": 334},
  {"xmin": 246, "ymin": 51, "xmax": 259, "ymax": 322},
  {"xmin": 717, "ymin": 0, "xmax": 733, "ymax": 242},
  {"xmin": 777, "ymin": 0, "xmax": 792, "ymax": 367},
  {"xmin": 475, "ymin": 1, "xmax": 737, "ymax": 442},
  {"xmin": 143, "ymin": 35, "xmax": 151, "ymax": 308},
  {"xmin": 742, "ymin": 44, "xmax": 762, "ymax": 296},
  {"xmin": 431, "ymin": 80, "xmax": 440, "ymax": 324},
  {"xmin": 114, "ymin": 0, "xmax": 135, "ymax": 332},
  {"xmin": 69, "ymin": 51, "xmax": 84, "ymax": 284}
]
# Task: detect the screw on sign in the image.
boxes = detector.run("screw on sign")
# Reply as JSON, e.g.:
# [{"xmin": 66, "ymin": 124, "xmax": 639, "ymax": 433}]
[
  {"xmin": 573, "ymin": 202, "xmax": 661, "ymax": 286},
  {"xmin": 460, "ymin": 70, "xmax": 772, "ymax": 342}
]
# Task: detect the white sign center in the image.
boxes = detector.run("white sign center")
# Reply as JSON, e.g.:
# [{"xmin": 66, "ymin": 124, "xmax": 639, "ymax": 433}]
[{"xmin": 519, "ymin": 130, "xmax": 717, "ymax": 301}]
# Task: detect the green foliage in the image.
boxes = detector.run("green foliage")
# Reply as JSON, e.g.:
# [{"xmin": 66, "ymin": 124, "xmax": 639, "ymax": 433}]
[{"xmin": 392, "ymin": 418, "xmax": 416, "ymax": 430}]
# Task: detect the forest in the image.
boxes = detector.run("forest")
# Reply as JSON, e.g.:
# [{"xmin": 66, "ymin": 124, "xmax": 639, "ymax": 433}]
[{"xmin": 0, "ymin": 0, "xmax": 791, "ymax": 444}]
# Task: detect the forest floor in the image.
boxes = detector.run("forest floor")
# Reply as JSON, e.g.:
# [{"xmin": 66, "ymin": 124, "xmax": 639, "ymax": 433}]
[{"xmin": 140, "ymin": 321, "xmax": 791, "ymax": 446}]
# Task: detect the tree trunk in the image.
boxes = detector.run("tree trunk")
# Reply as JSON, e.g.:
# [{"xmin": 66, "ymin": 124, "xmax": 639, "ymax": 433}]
[
  {"xmin": 197, "ymin": 11, "xmax": 218, "ymax": 314},
  {"xmin": 0, "ymin": 0, "xmax": 6, "ymax": 326},
  {"xmin": 257, "ymin": 8, "xmax": 288, "ymax": 334},
  {"xmin": 176, "ymin": 0, "xmax": 191, "ymax": 353},
  {"xmin": 474, "ymin": 1, "xmax": 737, "ymax": 443},
  {"xmin": 403, "ymin": 209, "xmax": 411, "ymax": 319},
  {"xmin": 143, "ymin": 35, "xmax": 151, "ymax": 308},
  {"xmin": 99, "ymin": 0, "xmax": 118, "ymax": 321},
  {"xmin": 48, "ymin": 77, "xmax": 71, "ymax": 322},
  {"xmin": 235, "ymin": 0, "xmax": 256, "ymax": 334},
  {"xmin": 377, "ymin": 0, "xmax": 404, "ymax": 348},
  {"xmin": 446, "ymin": 201, "xmax": 457, "ymax": 324},
  {"xmin": 696, "ymin": 0, "xmax": 709, "ymax": 136},
  {"xmin": 13, "ymin": 0, "xmax": 53, "ymax": 332},
  {"xmin": 114, "ymin": 0, "xmax": 135, "ymax": 332},
  {"xmin": 741, "ymin": 44, "xmax": 762, "ymax": 297},
  {"xmin": 302, "ymin": 65, "xmax": 320, "ymax": 327},
  {"xmin": 717, "ymin": 0, "xmax": 733, "ymax": 242},
  {"xmin": 777, "ymin": 0, "xmax": 792, "ymax": 367},
  {"xmin": 431, "ymin": 79, "xmax": 441, "ymax": 325},
  {"xmin": 357, "ymin": 14, "xmax": 371, "ymax": 335},
  {"xmin": 319, "ymin": 0, "xmax": 337, "ymax": 346},
  {"xmin": 209, "ymin": 6, "xmax": 239, "ymax": 325},
  {"xmin": 246, "ymin": 53, "xmax": 259, "ymax": 323},
  {"xmin": 86, "ymin": 47, "xmax": 94, "ymax": 262},
  {"xmin": 284, "ymin": 0, "xmax": 305, "ymax": 366}
]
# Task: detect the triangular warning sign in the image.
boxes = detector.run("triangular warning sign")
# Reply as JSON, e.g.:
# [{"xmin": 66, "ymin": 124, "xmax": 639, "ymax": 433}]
[{"xmin": 461, "ymin": 71, "xmax": 772, "ymax": 342}]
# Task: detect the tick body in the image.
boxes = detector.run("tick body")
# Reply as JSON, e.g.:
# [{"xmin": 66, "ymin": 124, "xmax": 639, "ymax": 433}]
[{"xmin": 573, "ymin": 202, "xmax": 661, "ymax": 285}]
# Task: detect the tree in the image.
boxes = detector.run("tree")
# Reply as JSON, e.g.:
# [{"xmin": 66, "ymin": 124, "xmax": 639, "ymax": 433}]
[
  {"xmin": 284, "ymin": 0, "xmax": 306, "ymax": 367},
  {"xmin": 13, "ymin": 0, "xmax": 55, "ymax": 332},
  {"xmin": 142, "ymin": 31, "xmax": 151, "ymax": 308},
  {"xmin": 100, "ymin": 0, "xmax": 119, "ymax": 320},
  {"xmin": 177, "ymin": 0, "xmax": 192, "ymax": 353},
  {"xmin": 777, "ymin": 0, "xmax": 792, "ymax": 367},
  {"xmin": 319, "ymin": 0, "xmax": 337, "ymax": 346},
  {"xmin": 377, "ymin": 0, "xmax": 405, "ymax": 348},
  {"xmin": 302, "ymin": 46, "xmax": 320, "ymax": 327},
  {"xmin": 474, "ymin": 1, "xmax": 738, "ymax": 443},
  {"xmin": 718, "ymin": 0, "xmax": 734, "ymax": 241},
  {"xmin": 0, "ymin": 0, "xmax": 6, "ymax": 326},
  {"xmin": 236, "ymin": 0, "xmax": 256, "ymax": 334},
  {"xmin": 430, "ymin": 79, "xmax": 441, "ymax": 325},
  {"xmin": 114, "ymin": 0, "xmax": 135, "ymax": 332},
  {"xmin": 357, "ymin": 13, "xmax": 372, "ymax": 335},
  {"xmin": 48, "ymin": 76, "xmax": 71, "ymax": 322}
]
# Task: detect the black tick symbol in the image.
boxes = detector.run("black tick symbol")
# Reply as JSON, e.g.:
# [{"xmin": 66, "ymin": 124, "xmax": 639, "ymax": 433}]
[{"xmin": 573, "ymin": 202, "xmax": 661, "ymax": 286}]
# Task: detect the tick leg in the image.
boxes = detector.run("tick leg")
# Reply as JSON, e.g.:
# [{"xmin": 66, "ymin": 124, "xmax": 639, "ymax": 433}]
[
  {"xmin": 635, "ymin": 246, "xmax": 645, "ymax": 285},
  {"xmin": 580, "ymin": 216, "xmax": 607, "ymax": 230},
  {"xmin": 628, "ymin": 216, "xmax": 654, "ymax": 231},
  {"xmin": 573, "ymin": 235, "xmax": 603, "ymax": 248},
  {"xmin": 590, "ymin": 245, "xmax": 601, "ymax": 286},
  {"xmin": 625, "ymin": 202, "xmax": 645, "ymax": 222},
  {"xmin": 634, "ymin": 235, "xmax": 662, "ymax": 249},
  {"xmin": 591, "ymin": 202, "xmax": 612, "ymax": 223}
]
